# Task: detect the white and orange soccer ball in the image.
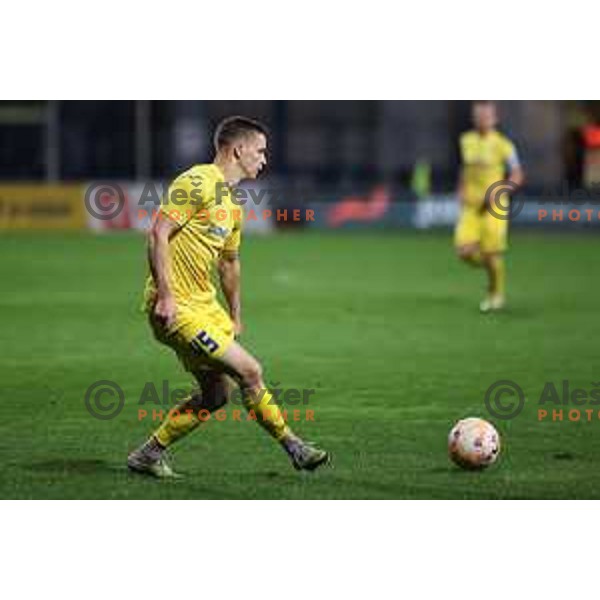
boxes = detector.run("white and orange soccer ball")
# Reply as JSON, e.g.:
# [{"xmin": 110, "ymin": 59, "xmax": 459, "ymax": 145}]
[{"xmin": 448, "ymin": 417, "xmax": 501, "ymax": 470}]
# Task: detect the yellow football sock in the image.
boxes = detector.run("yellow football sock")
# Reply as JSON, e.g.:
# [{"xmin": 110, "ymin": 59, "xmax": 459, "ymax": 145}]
[
  {"xmin": 493, "ymin": 256, "xmax": 506, "ymax": 296},
  {"xmin": 153, "ymin": 395, "xmax": 205, "ymax": 447},
  {"xmin": 485, "ymin": 255, "xmax": 505, "ymax": 296},
  {"xmin": 244, "ymin": 387, "xmax": 291, "ymax": 441}
]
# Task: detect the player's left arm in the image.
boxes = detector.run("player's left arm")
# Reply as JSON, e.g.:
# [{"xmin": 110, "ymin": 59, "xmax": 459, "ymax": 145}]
[
  {"xmin": 484, "ymin": 138, "xmax": 525, "ymax": 213},
  {"xmin": 218, "ymin": 251, "xmax": 242, "ymax": 337},
  {"xmin": 506, "ymin": 140, "xmax": 525, "ymax": 188}
]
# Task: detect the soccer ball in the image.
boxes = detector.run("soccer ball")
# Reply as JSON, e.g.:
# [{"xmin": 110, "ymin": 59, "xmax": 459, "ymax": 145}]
[{"xmin": 448, "ymin": 417, "xmax": 501, "ymax": 470}]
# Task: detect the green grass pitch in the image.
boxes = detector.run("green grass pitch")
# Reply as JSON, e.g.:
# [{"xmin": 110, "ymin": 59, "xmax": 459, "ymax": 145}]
[{"xmin": 1, "ymin": 229, "xmax": 599, "ymax": 499}]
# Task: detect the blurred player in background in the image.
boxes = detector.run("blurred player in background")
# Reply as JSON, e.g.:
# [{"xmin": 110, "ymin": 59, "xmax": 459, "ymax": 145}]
[
  {"xmin": 128, "ymin": 116, "xmax": 329, "ymax": 478},
  {"xmin": 455, "ymin": 101, "xmax": 524, "ymax": 312}
]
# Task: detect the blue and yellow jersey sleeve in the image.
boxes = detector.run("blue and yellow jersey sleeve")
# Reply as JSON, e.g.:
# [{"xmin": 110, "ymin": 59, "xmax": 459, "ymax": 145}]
[
  {"xmin": 159, "ymin": 165, "xmax": 217, "ymax": 227},
  {"xmin": 222, "ymin": 210, "xmax": 243, "ymax": 256}
]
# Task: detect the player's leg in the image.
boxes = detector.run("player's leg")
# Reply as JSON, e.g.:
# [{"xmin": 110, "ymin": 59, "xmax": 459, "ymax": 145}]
[
  {"xmin": 456, "ymin": 242, "xmax": 482, "ymax": 267},
  {"xmin": 134, "ymin": 340, "xmax": 329, "ymax": 472},
  {"xmin": 454, "ymin": 207, "xmax": 483, "ymax": 267},
  {"xmin": 479, "ymin": 252, "xmax": 506, "ymax": 312},
  {"xmin": 128, "ymin": 307, "xmax": 232, "ymax": 478},
  {"xmin": 129, "ymin": 302, "xmax": 328, "ymax": 475},
  {"xmin": 217, "ymin": 340, "xmax": 329, "ymax": 471},
  {"xmin": 153, "ymin": 369, "xmax": 231, "ymax": 447},
  {"xmin": 479, "ymin": 213, "xmax": 508, "ymax": 312},
  {"xmin": 127, "ymin": 368, "xmax": 230, "ymax": 477}
]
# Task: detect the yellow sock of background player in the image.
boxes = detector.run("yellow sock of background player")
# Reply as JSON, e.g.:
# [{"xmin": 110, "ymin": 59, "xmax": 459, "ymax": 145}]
[
  {"xmin": 483, "ymin": 254, "xmax": 506, "ymax": 297},
  {"xmin": 491, "ymin": 256, "xmax": 506, "ymax": 297}
]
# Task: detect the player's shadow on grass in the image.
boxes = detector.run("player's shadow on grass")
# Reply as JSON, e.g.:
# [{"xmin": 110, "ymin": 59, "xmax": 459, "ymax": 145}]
[
  {"xmin": 27, "ymin": 458, "xmax": 119, "ymax": 475},
  {"xmin": 417, "ymin": 294, "xmax": 539, "ymax": 320},
  {"xmin": 479, "ymin": 306, "xmax": 538, "ymax": 319}
]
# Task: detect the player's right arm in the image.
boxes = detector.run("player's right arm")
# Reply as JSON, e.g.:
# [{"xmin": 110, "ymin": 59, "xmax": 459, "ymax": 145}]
[
  {"xmin": 147, "ymin": 216, "xmax": 179, "ymax": 327},
  {"xmin": 457, "ymin": 134, "xmax": 467, "ymax": 206},
  {"xmin": 148, "ymin": 168, "xmax": 207, "ymax": 326}
]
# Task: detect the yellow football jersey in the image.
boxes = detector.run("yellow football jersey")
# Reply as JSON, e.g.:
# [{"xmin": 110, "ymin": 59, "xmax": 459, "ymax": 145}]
[
  {"xmin": 144, "ymin": 163, "xmax": 243, "ymax": 308},
  {"xmin": 460, "ymin": 130, "xmax": 519, "ymax": 208}
]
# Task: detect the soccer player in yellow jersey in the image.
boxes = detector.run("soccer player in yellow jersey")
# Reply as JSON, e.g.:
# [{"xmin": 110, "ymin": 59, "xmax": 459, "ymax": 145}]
[
  {"xmin": 455, "ymin": 101, "xmax": 524, "ymax": 312},
  {"xmin": 127, "ymin": 116, "xmax": 329, "ymax": 477}
]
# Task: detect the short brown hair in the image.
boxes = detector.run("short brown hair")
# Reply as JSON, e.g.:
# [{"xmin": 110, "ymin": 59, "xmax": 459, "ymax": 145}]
[{"xmin": 213, "ymin": 116, "xmax": 269, "ymax": 150}]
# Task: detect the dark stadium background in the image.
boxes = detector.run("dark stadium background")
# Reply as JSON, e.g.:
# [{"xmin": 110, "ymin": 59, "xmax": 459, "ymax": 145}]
[
  {"xmin": 1, "ymin": 100, "xmax": 599, "ymax": 499},
  {"xmin": 2, "ymin": 100, "xmax": 596, "ymax": 190}
]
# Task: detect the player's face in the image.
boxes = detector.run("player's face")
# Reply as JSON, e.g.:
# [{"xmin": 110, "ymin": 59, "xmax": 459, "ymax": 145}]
[
  {"xmin": 473, "ymin": 103, "xmax": 498, "ymax": 132},
  {"xmin": 237, "ymin": 133, "xmax": 268, "ymax": 179}
]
